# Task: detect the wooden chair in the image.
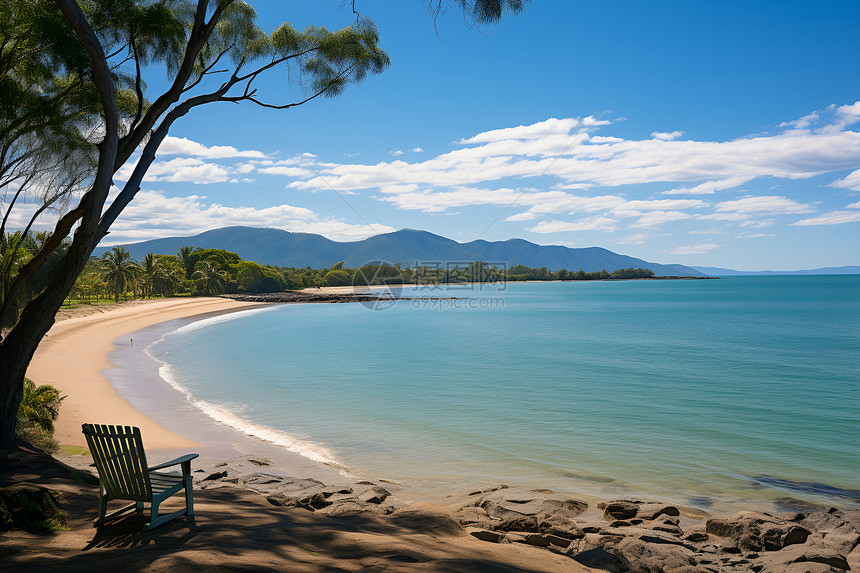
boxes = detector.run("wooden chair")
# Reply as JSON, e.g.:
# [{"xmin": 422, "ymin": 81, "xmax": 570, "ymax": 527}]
[{"xmin": 82, "ymin": 423, "xmax": 198, "ymax": 530}]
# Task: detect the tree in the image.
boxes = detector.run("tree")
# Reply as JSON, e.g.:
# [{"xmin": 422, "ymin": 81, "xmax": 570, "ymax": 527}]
[
  {"xmin": 17, "ymin": 378, "xmax": 64, "ymax": 435},
  {"xmin": 192, "ymin": 259, "xmax": 226, "ymax": 296},
  {"xmin": 0, "ymin": 0, "xmax": 527, "ymax": 442},
  {"xmin": 100, "ymin": 246, "xmax": 139, "ymax": 302}
]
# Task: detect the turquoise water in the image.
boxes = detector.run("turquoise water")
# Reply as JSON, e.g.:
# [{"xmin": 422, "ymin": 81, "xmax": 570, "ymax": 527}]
[{"xmin": 146, "ymin": 277, "xmax": 860, "ymax": 510}]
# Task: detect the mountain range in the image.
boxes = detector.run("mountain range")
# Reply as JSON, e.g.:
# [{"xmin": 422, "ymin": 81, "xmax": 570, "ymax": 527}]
[{"xmin": 94, "ymin": 227, "xmax": 705, "ymax": 276}]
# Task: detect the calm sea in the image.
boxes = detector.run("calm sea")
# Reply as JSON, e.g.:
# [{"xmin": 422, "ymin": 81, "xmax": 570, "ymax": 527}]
[{"xmin": 143, "ymin": 276, "xmax": 860, "ymax": 511}]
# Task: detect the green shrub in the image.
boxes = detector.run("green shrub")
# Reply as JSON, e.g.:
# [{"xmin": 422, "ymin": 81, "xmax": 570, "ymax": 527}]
[{"xmin": 16, "ymin": 379, "xmax": 65, "ymax": 453}]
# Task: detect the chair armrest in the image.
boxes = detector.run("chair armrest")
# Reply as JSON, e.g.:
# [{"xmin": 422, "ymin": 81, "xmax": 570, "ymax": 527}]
[{"xmin": 148, "ymin": 453, "xmax": 199, "ymax": 472}]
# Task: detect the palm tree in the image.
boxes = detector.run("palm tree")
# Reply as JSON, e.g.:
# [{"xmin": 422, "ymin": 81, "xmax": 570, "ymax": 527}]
[
  {"xmin": 141, "ymin": 253, "xmax": 157, "ymax": 298},
  {"xmin": 177, "ymin": 246, "xmax": 200, "ymax": 281},
  {"xmin": 17, "ymin": 378, "xmax": 64, "ymax": 434},
  {"xmin": 100, "ymin": 247, "xmax": 140, "ymax": 302},
  {"xmin": 192, "ymin": 260, "xmax": 226, "ymax": 296}
]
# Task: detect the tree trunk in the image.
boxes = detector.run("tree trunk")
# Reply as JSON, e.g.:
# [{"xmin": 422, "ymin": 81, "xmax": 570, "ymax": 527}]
[{"xmin": 0, "ymin": 240, "xmax": 93, "ymax": 442}]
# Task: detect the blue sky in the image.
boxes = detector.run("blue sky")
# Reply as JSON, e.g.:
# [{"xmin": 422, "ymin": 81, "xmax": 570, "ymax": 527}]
[{"xmin": 37, "ymin": 1, "xmax": 860, "ymax": 269}]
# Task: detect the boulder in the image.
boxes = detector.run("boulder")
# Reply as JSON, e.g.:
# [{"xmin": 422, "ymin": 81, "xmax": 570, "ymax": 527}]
[
  {"xmin": 361, "ymin": 486, "xmax": 390, "ymax": 505},
  {"xmin": 603, "ymin": 500, "xmax": 640, "ymax": 521},
  {"xmin": 468, "ymin": 527, "xmax": 505, "ymax": 543},
  {"xmin": 389, "ymin": 503, "xmax": 464, "ymax": 536},
  {"xmin": 706, "ymin": 511, "xmax": 811, "ymax": 552},
  {"xmin": 453, "ymin": 486, "xmax": 587, "ymax": 534}
]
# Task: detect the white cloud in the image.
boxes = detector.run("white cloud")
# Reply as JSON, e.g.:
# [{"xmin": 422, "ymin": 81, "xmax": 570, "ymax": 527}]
[
  {"xmin": 714, "ymin": 195, "xmax": 813, "ymax": 214},
  {"xmin": 287, "ymin": 108, "xmax": 860, "ymax": 220},
  {"xmin": 390, "ymin": 150, "xmax": 404, "ymax": 156},
  {"xmin": 836, "ymin": 101, "xmax": 860, "ymax": 124},
  {"xmin": 792, "ymin": 211, "xmax": 860, "ymax": 226},
  {"xmin": 738, "ymin": 232, "xmax": 776, "ymax": 238},
  {"xmin": 257, "ymin": 165, "xmax": 314, "ymax": 177},
  {"xmin": 459, "ymin": 118, "xmax": 585, "ymax": 144},
  {"xmin": 411, "ymin": 147, "xmax": 424, "ymax": 153},
  {"xmin": 740, "ymin": 219, "xmax": 774, "ymax": 228},
  {"xmin": 505, "ymin": 212, "xmax": 537, "ymax": 221},
  {"xmin": 666, "ymin": 243, "xmax": 719, "ymax": 255},
  {"xmin": 529, "ymin": 216, "xmax": 618, "ymax": 233},
  {"xmin": 651, "ymin": 130, "xmax": 684, "ymax": 141},
  {"xmin": 159, "ymin": 136, "xmax": 266, "ymax": 158},
  {"xmin": 631, "ymin": 210, "xmax": 692, "ymax": 228},
  {"xmin": 663, "ymin": 177, "xmax": 750, "ymax": 195},
  {"xmin": 778, "ymin": 112, "xmax": 820, "ymax": 130},
  {"xmin": 103, "ymin": 190, "xmax": 395, "ymax": 243},
  {"xmin": 616, "ymin": 233, "xmax": 649, "ymax": 245},
  {"xmin": 847, "ymin": 201, "xmax": 860, "ymax": 209},
  {"xmin": 830, "ymin": 169, "xmax": 860, "ymax": 191}
]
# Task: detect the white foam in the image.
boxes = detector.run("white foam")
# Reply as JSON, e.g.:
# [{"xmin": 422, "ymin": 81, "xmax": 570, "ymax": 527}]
[
  {"xmin": 155, "ymin": 359, "xmax": 347, "ymax": 473},
  {"xmin": 191, "ymin": 399, "xmax": 346, "ymax": 470},
  {"xmin": 167, "ymin": 305, "xmax": 277, "ymax": 337}
]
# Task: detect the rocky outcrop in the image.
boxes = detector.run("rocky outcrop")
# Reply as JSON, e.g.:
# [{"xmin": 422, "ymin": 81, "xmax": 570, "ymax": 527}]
[
  {"xmin": 447, "ymin": 491, "xmax": 860, "ymax": 573},
  {"xmin": 195, "ymin": 456, "xmax": 403, "ymax": 517},
  {"xmin": 198, "ymin": 461, "xmax": 860, "ymax": 573}
]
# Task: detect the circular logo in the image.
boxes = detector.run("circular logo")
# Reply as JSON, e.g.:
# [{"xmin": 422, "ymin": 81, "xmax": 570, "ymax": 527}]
[{"xmin": 351, "ymin": 260, "xmax": 405, "ymax": 311}]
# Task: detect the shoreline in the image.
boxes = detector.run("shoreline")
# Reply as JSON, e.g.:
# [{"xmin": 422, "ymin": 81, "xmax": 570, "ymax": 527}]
[
  {"xmin": 27, "ymin": 298, "xmax": 270, "ymax": 450},
  {"xmin": 16, "ymin": 296, "xmax": 860, "ymax": 571}
]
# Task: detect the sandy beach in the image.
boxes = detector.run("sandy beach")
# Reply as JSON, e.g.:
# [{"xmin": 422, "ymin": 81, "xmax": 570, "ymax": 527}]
[
  {"xmin": 26, "ymin": 297, "xmax": 269, "ymax": 450},
  {"xmin": 6, "ymin": 297, "xmax": 858, "ymax": 572}
]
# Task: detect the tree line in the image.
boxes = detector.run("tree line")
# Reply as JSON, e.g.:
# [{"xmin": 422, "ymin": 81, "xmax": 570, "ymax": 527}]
[{"xmin": 61, "ymin": 246, "xmax": 657, "ymax": 305}]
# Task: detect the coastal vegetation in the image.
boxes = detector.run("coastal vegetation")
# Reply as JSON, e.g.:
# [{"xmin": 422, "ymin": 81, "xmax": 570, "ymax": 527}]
[
  {"xmin": 16, "ymin": 378, "xmax": 64, "ymax": 453},
  {"xmin": 59, "ymin": 244, "xmax": 657, "ymax": 303}
]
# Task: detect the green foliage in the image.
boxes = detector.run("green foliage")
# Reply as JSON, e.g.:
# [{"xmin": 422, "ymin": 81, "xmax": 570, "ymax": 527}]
[
  {"xmin": 323, "ymin": 269, "xmax": 350, "ymax": 287},
  {"xmin": 235, "ymin": 260, "xmax": 285, "ymax": 293},
  {"xmin": 16, "ymin": 378, "xmax": 64, "ymax": 452},
  {"xmin": 192, "ymin": 259, "xmax": 227, "ymax": 296},
  {"xmin": 100, "ymin": 246, "xmax": 140, "ymax": 302}
]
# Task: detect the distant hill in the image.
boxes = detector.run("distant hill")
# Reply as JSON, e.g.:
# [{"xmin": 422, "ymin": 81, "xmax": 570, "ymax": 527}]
[
  {"xmin": 693, "ymin": 265, "xmax": 860, "ymax": 276},
  {"xmin": 94, "ymin": 226, "xmax": 705, "ymax": 276}
]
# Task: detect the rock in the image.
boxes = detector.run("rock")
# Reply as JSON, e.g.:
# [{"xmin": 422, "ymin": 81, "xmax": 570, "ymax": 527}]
[
  {"xmin": 201, "ymin": 470, "xmax": 228, "ymax": 481},
  {"xmin": 389, "ymin": 503, "xmax": 464, "ymax": 536},
  {"xmin": 603, "ymin": 500, "xmax": 640, "ymax": 520},
  {"xmin": 614, "ymin": 536, "xmax": 695, "ymax": 573},
  {"xmin": 802, "ymin": 508, "xmax": 860, "ymax": 556},
  {"xmin": 323, "ymin": 498, "xmax": 367, "ymax": 517},
  {"xmin": 468, "ymin": 527, "xmax": 505, "ymax": 543},
  {"xmin": 685, "ymin": 531, "xmax": 709, "ymax": 542},
  {"xmin": 792, "ymin": 551, "xmax": 850, "ymax": 569},
  {"xmin": 456, "ymin": 487, "xmax": 586, "ymax": 533},
  {"xmin": 546, "ymin": 534, "xmax": 574, "ymax": 548},
  {"xmin": 361, "ymin": 486, "xmax": 390, "ymax": 505},
  {"xmin": 298, "ymin": 492, "xmax": 332, "ymax": 511},
  {"xmin": 637, "ymin": 503, "xmax": 681, "ymax": 520},
  {"xmin": 571, "ymin": 547, "xmax": 629, "ymax": 573},
  {"xmin": 637, "ymin": 531, "xmax": 689, "ymax": 546},
  {"xmin": 610, "ymin": 520, "xmax": 632, "ymax": 528},
  {"xmin": 706, "ymin": 511, "xmax": 811, "ymax": 552}
]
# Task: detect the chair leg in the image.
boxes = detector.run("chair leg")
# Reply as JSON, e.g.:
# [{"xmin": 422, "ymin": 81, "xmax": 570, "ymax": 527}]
[
  {"xmin": 93, "ymin": 489, "xmax": 108, "ymax": 527},
  {"xmin": 136, "ymin": 501, "xmax": 144, "ymax": 514},
  {"xmin": 184, "ymin": 475, "xmax": 194, "ymax": 516},
  {"xmin": 147, "ymin": 497, "xmax": 162, "ymax": 530}
]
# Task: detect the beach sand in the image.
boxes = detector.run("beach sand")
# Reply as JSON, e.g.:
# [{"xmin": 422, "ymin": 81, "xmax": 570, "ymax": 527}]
[{"xmin": 27, "ymin": 297, "xmax": 269, "ymax": 450}]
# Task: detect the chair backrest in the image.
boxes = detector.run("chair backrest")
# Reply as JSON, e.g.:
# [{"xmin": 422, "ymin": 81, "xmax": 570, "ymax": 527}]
[{"xmin": 82, "ymin": 424, "xmax": 153, "ymax": 501}]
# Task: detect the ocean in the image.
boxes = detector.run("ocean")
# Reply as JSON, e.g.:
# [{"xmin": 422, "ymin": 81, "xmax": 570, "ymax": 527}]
[{"xmin": 120, "ymin": 276, "xmax": 859, "ymax": 511}]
